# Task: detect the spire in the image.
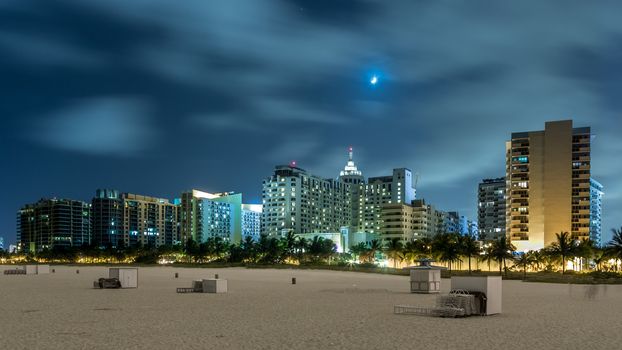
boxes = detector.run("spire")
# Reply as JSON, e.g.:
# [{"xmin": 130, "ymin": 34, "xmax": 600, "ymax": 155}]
[{"xmin": 340, "ymin": 146, "xmax": 362, "ymax": 177}]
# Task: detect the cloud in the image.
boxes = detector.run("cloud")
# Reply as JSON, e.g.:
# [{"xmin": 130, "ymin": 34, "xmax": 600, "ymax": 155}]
[
  {"xmin": 1, "ymin": 0, "xmax": 622, "ymax": 243},
  {"xmin": 0, "ymin": 31, "xmax": 102, "ymax": 67},
  {"xmin": 32, "ymin": 98, "xmax": 155, "ymax": 156}
]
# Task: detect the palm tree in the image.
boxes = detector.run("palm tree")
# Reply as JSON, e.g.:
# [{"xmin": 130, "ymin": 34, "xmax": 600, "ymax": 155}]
[
  {"xmin": 414, "ymin": 237, "xmax": 433, "ymax": 258},
  {"xmin": 606, "ymin": 227, "xmax": 622, "ymax": 272},
  {"xmin": 384, "ymin": 238, "xmax": 404, "ymax": 268},
  {"xmin": 549, "ymin": 231, "xmax": 575, "ymax": 273},
  {"xmin": 280, "ymin": 231, "xmax": 297, "ymax": 262},
  {"xmin": 490, "ymin": 236, "xmax": 515, "ymax": 277},
  {"xmin": 459, "ymin": 234, "xmax": 480, "ymax": 274},
  {"xmin": 364, "ymin": 239, "xmax": 382, "ymax": 264},
  {"xmin": 349, "ymin": 242, "xmax": 368, "ymax": 263},
  {"xmin": 432, "ymin": 233, "xmax": 460, "ymax": 275},
  {"xmin": 514, "ymin": 251, "xmax": 536, "ymax": 280},
  {"xmin": 402, "ymin": 240, "xmax": 420, "ymax": 266},
  {"xmin": 480, "ymin": 243, "xmax": 494, "ymax": 272},
  {"xmin": 573, "ymin": 239, "xmax": 595, "ymax": 271}
]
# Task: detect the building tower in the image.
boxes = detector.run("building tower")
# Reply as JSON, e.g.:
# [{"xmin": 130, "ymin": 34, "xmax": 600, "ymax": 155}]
[
  {"xmin": 261, "ymin": 164, "xmax": 351, "ymax": 237},
  {"xmin": 339, "ymin": 147, "xmax": 365, "ymax": 232},
  {"xmin": 17, "ymin": 198, "xmax": 91, "ymax": 253},
  {"xmin": 589, "ymin": 179, "xmax": 604, "ymax": 247},
  {"xmin": 506, "ymin": 120, "xmax": 591, "ymax": 252},
  {"xmin": 91, "ymin": 189, "xmax": 123, "ymax": 248},
  {"xmin": 478, "ymin": 178, "xmax": 506, "ymax": 241}
]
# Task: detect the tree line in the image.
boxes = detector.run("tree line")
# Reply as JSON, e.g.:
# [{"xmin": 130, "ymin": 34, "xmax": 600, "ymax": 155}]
[{"xmin": 3, "ymin": 227, "xmax": 622, "ymax": 276}]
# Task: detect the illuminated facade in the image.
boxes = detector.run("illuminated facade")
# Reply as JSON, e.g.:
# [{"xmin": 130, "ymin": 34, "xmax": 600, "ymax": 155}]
[
  {"xmin": 242, "ymin": 204, "xmax": 262, "ymax": 241},
  {"xmin": 91, "ymin": 189, "xmax": 123, "ymax": 248},
  {"xmin": 261, "ymin": 164, "xmax": 351, "ymax": 237},
  {"xmin": 506, "ymin": 120, "xmax": 591, "ymax": 252},
  {"xmin": 363, "ymin": 168, "xmax": 416, "ymax": 235},
  {"xmin": 17, "ymin": 198, "xmax": 91, "ymax": 252},
  {"xmin": 180, "ymin": 190, "xmax": 243, "ymax": 243},
  {"xmin": 590, "ymin": 179, "xmax": 604, "ymax": 246},
  {"xmin": 91, "ymin": 190, "xmax": 180, "ymax": 248},
  {"xmin": 478, "ymin": 177, "xmax": 506, "ymax": 241},
  {"xmin": 122, "ymin": 193, "xmax": 179, "ymax": 247}
]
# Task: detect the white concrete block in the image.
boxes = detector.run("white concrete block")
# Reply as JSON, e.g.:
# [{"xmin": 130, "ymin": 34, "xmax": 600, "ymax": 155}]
[
  {"xmin": 109, "ymin": 268, "xmax": 138, "ymax": 288},
  {"xmin": 451, "ymin": 276, "xmax": 502, "ymax": 315},
  {"xmin": 23, "ymin": 265, "xmax": 37, "ymax": 275},
  {"xmin": 202, "ymin": 279, "xmax": 227, "ymax": 293},
  {"xmin": 36, "ymin": 265, "xmax": 50, "ymax": 274}
]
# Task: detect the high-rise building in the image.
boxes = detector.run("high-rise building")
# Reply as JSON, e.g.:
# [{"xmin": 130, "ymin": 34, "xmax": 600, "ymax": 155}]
[
  {"xmin": 261, "ymin": 164, "xmax": 351, "ymax": 237},
  {"xmin": 242, "ymin": 204, "xmax": 262, "ymax": 241},
  {"xmin": 506, "ymin": 120, "xmax": 591, "ymax": 252},
  {"xmin": 17, "ymin": 198, "xmax": 91, "ymax": 253},
  {"xmin": 0, "ymin": 236, "xmax": 4, "ymax": 251},
  {"xmin": 180, "ymin": 190, "xmax": 243, "ymax": 243},
  {"xmin": 478, "ymin": 177, "xmax": 506, "ymax": 241},
  {"xmin": 91, "ymin": 189, "xmax": 123, "ymax": 248},
  {"xmin": 91, "ymin": 190, "xmax": 180, "ymax": 248},
  {"xmin": 381, "ymin": 199, "xmax": 440, "ymax": 241},
  {"xmin": 362, "ymin": 168, "xmax": 415, "ymax": 234},
  {"xmin": 339, "ymin": 147, "xmax": 365, "ymax": 232},
  {"xmin": 590, "ymin": 179, "xmax": 604, "ymax": 247},
  {"xmin": 122, "ymin": 193, "xmax": 180, "ymax": 247}
]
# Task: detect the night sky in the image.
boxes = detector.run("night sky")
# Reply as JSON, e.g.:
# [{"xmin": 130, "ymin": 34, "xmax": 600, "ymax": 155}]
[{"xmin": 1, "ymin": 1, "xmax": 621, "ymax": 245}]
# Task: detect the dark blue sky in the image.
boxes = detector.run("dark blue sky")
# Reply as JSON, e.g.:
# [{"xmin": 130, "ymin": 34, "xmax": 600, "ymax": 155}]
[{"xmin": 1, "ymin": 0, "xmax": 621, "ymax": 245}]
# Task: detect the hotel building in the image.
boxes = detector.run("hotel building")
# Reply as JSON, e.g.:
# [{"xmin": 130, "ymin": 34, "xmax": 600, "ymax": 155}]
[
  {"xmin": 122, "ymin": 193, "xmax": 179, "ymax": 247},
  {"xmin": 590, "ymin": 179, "xmax": 604, "ymax": 246},
  {"xmin": 242, "ymin": 204, "xmax": 262, "ymax": 241},
  {"xmin": 91, "ymin": 190, "xmax": 180, "ymax": 248},
  {"xmin": 180, "ymin": 190, "xmax": 243, "ymax": 244},
  {"xmin": 478, "ymin": 177, "xmax": 507, "ymax": 241},
  {"xmin": 17, "ymin": 198, "xmax": 91, "ymax": 252},
  {"xmin": 261, "ymin": 164, "xmax": 351, "ymax": 237},
  {"xmin": 506, "ymin": 120, "xmax": 591, "ymax": 251}
]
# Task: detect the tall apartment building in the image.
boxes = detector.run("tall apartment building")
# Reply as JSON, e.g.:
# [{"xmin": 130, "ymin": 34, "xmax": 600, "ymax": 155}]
[
  {"xmin": 242, "ymin": 204, "xmax": 262, "ymax": 241},
  {"xmin": 91, "ymin": 189, "xmax": 123, "ymax": 248},
  {"xmin": 506, "ymin": 120, "xmax": 591, "ymax": 252},
  {"xmin": 17, "ymin": 198, "xmax": 91, "ymax": 252},
  {"xmin": 362, "ymin": 168, "xmax": 415, "ymax": 234},
  {"xmin": 590, "ymin": 179, "xmax": 604, "ymax": 247},
  {"xmin": 380, "ymin": 199, "xmax": 439, "ymax": 241},
  {"xmin": 261, "ymin": 164, "xmax": 351, "ymax": 237},
  {"xmin": 91, "ymin": 190, "xmax": 180, "ymax": 248},
  {"xmin": 478, "ymin": 177, "xmax": 506, "ymax": 241},
  {"xmin": 180, "ymin": 190, "xmax": 243, "ymax": 243},
  {"xmin": 122, "ymin": 193, "xmax": 179, "ymax": 247}
]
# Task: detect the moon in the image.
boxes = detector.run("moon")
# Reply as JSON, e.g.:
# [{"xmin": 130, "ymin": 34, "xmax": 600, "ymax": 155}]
[{"xmin": 370, "ymin": 75, "xmax": 378, "ymax": 85}]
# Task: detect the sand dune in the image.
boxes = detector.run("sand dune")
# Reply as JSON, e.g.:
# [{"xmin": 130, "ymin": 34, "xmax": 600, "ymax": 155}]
[{"xmin": 1, "ymin": 265, "xmax": 620, "ymax": 350}]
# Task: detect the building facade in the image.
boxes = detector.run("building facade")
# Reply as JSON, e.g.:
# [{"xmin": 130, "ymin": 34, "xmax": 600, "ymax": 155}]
[
  {"xmin": 242, "ymin": 204, "xmax": 262, "ymax": 241},
  {"xmin": 363, "ymin": 168, "xmax": 416, "ymax": 235},
  {"xmin": 478, "ymin": 177, "xmax": 506, "ymax": 241},
  {"xmin": 17, "ymin": 198, "xmax": 91, "ymax": 252},
  {"xmin": 180, "ymin": 190, "xmax": 243, "ymax": 244},
  {"xmin": 91, "ymin": 189, "xmax": 123, "ymax": 248},
  {"xmin": 590, "ymin": 179, "xmax": 604, "ymax": 247},
  {"xmin": 122, "ymin": 193, "xmax": 179, "ymax": 247},
  {"xmin": 261, "ymin": 164, "xmax": 351, "ymax": 237},
  {"xmin": 506, "ymin": 120, "xmax": 591, "ymax": 252}
]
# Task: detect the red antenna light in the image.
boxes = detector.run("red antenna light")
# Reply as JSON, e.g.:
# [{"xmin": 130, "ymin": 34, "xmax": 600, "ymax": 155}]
[
  {"xmin": 348, "ymin": 146, "xmax": 353, "ymax": 152},
  {"xmin": 290, "ymin": 160, "xmax": 297, "ymax": 167}
]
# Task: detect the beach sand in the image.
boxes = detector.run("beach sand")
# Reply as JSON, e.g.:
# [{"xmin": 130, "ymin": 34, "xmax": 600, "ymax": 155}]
[{"xmin": 1, "ymin": 265, "xmax": 620, "ymax": 350}]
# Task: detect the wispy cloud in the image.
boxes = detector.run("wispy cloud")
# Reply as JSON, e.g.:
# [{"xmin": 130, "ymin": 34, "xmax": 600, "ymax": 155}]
[{"xmin": 32, "ymin": 98, "xmax": 155, "ymax": 156}]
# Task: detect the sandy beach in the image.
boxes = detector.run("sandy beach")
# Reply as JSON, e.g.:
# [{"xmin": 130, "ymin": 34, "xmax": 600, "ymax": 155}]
[{"xmin": 1, "ymin": 265, "xmax": 620, "ymax": 350}]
